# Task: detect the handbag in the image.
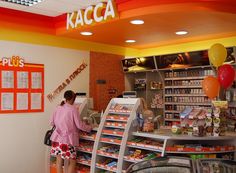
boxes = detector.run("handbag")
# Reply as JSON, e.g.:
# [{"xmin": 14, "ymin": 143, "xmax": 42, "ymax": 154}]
[{"xmin": 44, "ymin": 126, "xmax": 55, "ymax": 146}]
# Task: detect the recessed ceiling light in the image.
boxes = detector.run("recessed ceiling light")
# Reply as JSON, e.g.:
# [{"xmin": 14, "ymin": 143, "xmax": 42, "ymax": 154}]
[
  {"xmin": 0, "ymin": 0, "xmax": 44, "ymax": 6},
  {"xmin": 175, "ymin": 31, "xmax": 188, "ymax": 35},
  {"xmin": 130, "ymin": 20, "xmax": 144, "ymax": 25},
  {"xmin": 125, "ymin": 40, "xmax": 136, "ymax": 43},
  {"xmin": 80, "ymin": 32, "xmax": 93, "ymax": 36}
]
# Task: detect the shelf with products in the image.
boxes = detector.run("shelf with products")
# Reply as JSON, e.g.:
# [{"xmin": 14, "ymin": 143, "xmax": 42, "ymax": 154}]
[
  {"xmin": 125, "ymin": 71, "xmax": 164, "ymax": 113},
  {"xmin": 165, "ymin": 85, "xmax": 202, "ymax": 89},
  {"xmin": 91, "ymin": 98, "xmax": 140, "ymax": 173},
  {"xmin": 165, "ymin": 76, "xmax": 205, "ymax": 80},
  {"xmin": 80, "ymin": 131, "xmax": 96, "ymax": 141},
  {"xmin": 102, "ymin": 128, "xmax": 124, "ymax": 136},
  {"xmin": 128, "ymin": 130, "xmax": 236, "ymax": 160},
  {"xmin": 97, "ymin": 145, "xmax": 120, "ymax": 159},
  {"xmin": 96, "ymin": 158, "xmax": 118, "ymax": 172},
  {"xmin": 163, "ymin": 67, "xmax": 214, "ymax": 127},
  {"xmin": 77, "ymin": 153, "xmax": 92, "ymax": 166},
  {"xmin": 78, "ymin": 140, "xmax": 94, "ymax": 154},
  {"xmin": 124, "ymin": 149, "xmax": 161, "ymax": 163}
]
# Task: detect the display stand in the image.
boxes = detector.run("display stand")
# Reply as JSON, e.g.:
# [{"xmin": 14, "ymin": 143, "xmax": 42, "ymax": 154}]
[
  {"xmin": 90, "ymin": 98, "xmax": 140, "ymax": 173},
  {"xmin": 128, "ymin": 130, "xmax": 236, "ymax": 161}
]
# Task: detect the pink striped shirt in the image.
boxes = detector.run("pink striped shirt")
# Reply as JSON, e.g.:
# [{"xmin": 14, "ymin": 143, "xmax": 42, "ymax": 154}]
[{"xmin": 50, "ymin": 103, "xmax": 91, "ymax": 146}]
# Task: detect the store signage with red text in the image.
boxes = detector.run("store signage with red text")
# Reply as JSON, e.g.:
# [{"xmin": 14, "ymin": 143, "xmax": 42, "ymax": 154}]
[
  {"xmin": 47, "ymin": 62, "xmax": 88, "ymax": 102},
  {"xmin": 66, "ymin": 0, "xmax": 118, "ymax": 30},
  {"xmin": 1, "ymin": 56, "xmax": 24, "ymax": 67}
]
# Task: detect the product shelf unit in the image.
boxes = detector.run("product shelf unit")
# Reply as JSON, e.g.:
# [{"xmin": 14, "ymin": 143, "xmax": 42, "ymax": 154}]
[
  {"xmin": 163, "ymin": 67, "xmax": 214, "ymax": 127},
  {"xmin": 124, "ymin": 71, "xmax": 164, "ymax": 116},
  {"xmin": 91, "ymin": 98, "xmax": 140, "ymax": 173},
  {"xmin": 77, "ymin": 128, "xmax": 97, "ymax": 172},
  {"xmin": 127, "ymin": 131, "xmax": 236, "ymax": 160}
]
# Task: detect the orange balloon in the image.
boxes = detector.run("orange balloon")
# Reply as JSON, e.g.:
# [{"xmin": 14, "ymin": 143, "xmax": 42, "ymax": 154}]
[{"xmin": 202, "ymin": 76, "xmax": 220, "ymax": 99}]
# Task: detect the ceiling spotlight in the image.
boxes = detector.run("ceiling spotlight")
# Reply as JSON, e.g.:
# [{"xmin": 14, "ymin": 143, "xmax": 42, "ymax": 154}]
[
  {"xmin": 125, "ymin": 40, "xmax": 136, "ymax": 43},
  {"xmin": 80, "ymin": 32, "xmax": 93, "ymax": 36},
  {"xmin": 175, "ymin": 30, "xmax": 188, "ymax": 35},
  {"xmin": 0, "ymin": 0, "xmax": 44, "ymax": 6},
  {"xmin": 130, "ymin": 20, "xmax": 144, "ymax": 25}
]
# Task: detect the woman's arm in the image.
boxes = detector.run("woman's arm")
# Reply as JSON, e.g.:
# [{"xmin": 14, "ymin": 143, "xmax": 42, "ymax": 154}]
[{"xmin": 73, "ymin": 109, "xmax": 92, "ymax": 132}]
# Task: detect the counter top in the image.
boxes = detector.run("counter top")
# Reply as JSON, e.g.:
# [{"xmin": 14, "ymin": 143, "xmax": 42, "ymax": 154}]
[{"xmin": 132, "ymin": 130, "xmax": 236, "ymax": 141}]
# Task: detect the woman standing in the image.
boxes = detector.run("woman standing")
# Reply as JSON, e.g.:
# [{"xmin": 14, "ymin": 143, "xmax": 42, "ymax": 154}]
[{"xmin": 50, "ymin": 90, "xmax": 92, "ymax": 173}]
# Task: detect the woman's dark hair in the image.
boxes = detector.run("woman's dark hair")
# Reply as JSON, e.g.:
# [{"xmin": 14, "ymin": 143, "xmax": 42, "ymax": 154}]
[{"xmin": 60, "ymin": 90, "xmax": 75, "ymax": 106}]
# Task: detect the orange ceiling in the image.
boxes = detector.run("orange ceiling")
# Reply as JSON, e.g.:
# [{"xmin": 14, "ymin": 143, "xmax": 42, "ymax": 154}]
[{"xmin": 1, "ymin": 0, "xmax": 236, "ymax": 49}]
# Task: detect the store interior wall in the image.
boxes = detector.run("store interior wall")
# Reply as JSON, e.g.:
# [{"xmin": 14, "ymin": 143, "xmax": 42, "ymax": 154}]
[
  {"xmin": 0, "ymin": 40, "xmax": 90, "ymax": 173},
  {"xmin": 90, "ymin": 51, "xmax": 125, "ymax": 111}
]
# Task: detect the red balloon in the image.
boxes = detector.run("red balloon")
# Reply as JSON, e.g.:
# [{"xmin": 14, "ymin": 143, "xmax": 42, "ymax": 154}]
[
  {"xmin": 218, "ymin": 64, "xmax": 235, "ymax": 89},
  {"xmin": 202, "ymin": 76, "xmax": 220, "ymax": 99}
]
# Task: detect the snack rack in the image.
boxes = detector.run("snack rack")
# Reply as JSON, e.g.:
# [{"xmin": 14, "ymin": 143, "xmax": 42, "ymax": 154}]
[{"xmin": 90, "ymin": 98, "xmax": 140, "ymax": 173}]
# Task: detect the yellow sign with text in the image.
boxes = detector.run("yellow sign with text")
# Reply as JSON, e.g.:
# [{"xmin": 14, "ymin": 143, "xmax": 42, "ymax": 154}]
[
  {"xmin": 212, "ymin": 101, "xmax": 228, "ymax": 109},
  {"xmin": 66, "ymin": 0, "xmax": 118, "ymax": 30}
]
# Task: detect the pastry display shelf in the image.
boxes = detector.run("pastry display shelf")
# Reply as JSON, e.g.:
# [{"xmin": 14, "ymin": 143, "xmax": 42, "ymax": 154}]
[
  {"xmin": 165, "ymin": 76, "xmax": 205, "ymax": 81},
  {"xmin": 165, "ymin": 85, "xmax": 203, "ymax": 89},
  {"xmin": 165, "ymin": 102, "xmax": 212, "ymax": 106}
]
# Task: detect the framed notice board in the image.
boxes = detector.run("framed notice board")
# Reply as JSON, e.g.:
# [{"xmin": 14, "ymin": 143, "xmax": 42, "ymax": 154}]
[{"xmin": 0, "ymin": 56, "xmax": 44, "ymax": 113}]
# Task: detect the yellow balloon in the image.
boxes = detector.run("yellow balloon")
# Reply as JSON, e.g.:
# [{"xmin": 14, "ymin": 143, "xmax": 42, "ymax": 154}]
[{"xmin": 208, "ymin": 43, "xmax": 227, "ymax": 68}]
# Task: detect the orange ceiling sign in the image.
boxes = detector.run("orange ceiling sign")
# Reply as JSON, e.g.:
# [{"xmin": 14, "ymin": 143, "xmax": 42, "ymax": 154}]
[{"xmin": 66, "ymin": 0, "xmax": 118, "ymax": 30}]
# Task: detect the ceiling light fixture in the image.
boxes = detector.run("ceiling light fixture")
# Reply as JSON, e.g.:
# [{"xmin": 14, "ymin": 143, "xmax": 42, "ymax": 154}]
[
  {"xmin": 175, "ymin": 30, "xmax": 188, "ymax": 35},
  {"xmin": 0, "ymin": 0, "xmax": 43, "ymax": 6},
  {"xmin": 125, "ymin": 40, "xmax": 136, "ymax": 43},
  {"xmin": 130, "ymin": 20, "xmax": 144, "ymax": 25},
  {"xmin": 80, "ymin": 32, "xmax": 93, "ymax": 36}
]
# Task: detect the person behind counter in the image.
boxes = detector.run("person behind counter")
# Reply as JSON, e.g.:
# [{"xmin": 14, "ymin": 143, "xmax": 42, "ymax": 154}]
[{"xmin": 49, "ymin": 90, "xmax": 92, "ymax": 173}]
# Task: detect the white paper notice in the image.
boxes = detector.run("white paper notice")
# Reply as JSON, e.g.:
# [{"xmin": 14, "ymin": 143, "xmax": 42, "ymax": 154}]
[
  {"xmin": 17, "ymin": 71, "xmax": 29, "ymax": 89},
  {"xmin": 17, "ymin": 93, "xmax": 28, "ymax": 110},
  {"xmin": 1, "ymin": 71, "xmax": 14, "ymax": 88},
  {"xmin": 31, "ymin": 93, "xmax": 42, "ymax": 110},
  {"xmin": 31, "ymin": 72, "xmax": 42, "ymax": 89},
  {"xmin": 1, "ymin": 93, "xmax": 14, "ymax": 110}
]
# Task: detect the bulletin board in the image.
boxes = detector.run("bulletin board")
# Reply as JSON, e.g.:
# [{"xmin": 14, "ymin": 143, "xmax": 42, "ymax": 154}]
[{"xmin": 0, "ymin": 58, "xmax": 44, "ymax": 113}]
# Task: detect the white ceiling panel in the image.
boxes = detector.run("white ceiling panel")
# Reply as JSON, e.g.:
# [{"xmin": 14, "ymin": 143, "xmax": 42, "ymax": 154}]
[{"xmin": 0, "ymin": 0, "xmax": 108, "ymax": 16}]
